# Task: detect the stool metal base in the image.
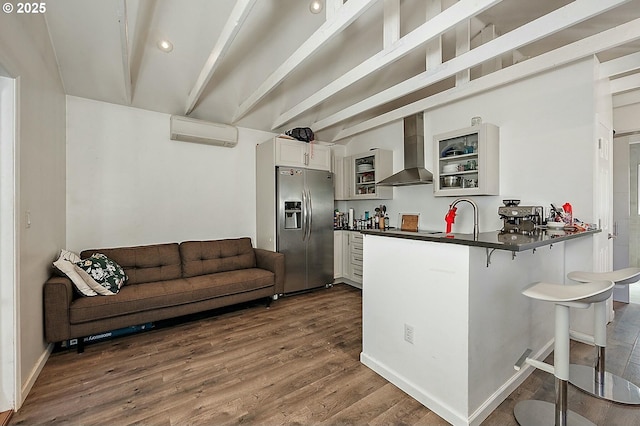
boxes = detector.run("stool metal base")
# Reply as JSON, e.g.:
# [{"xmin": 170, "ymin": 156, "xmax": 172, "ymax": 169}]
[
  {"xmin": 570, "ymin": 364, "xmax": 640, "ymax": 405},
  {"xmin": 514, "ymin": 400, "xmax": 595, "ymax": 426}
]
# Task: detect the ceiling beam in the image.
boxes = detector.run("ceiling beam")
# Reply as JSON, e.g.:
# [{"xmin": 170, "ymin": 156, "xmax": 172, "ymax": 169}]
[
  {"xmin": 332, "ymin": 15, "xmax": 640, "ymax": 141},
  {"xmin": 117, "ymin": 0, "xmax": 132, "ymax": 105},
  {"xmin": 600, "ymin": 51, "xmax": 640, "ymax": 78},
  {"xmin": 610, "ymin": 73, "xmax": 640, "ymax": 94},
  {"xmin": 185, "ymin": 0, "xmax": 257, "ymax": 115},
  {"xmin": 613, "ymin": 89, "xmax": 640, "ymax": 108},
  {"xmin": 425, "ymin": 0, "xmax": 442, "ymax": 70},
  {"xmin": 272, "ymin": 0, "xmax": 502, "ymax": 130},
  {"xmin": 326, "ymin": 0, "xmax": 343, "ymax": 20},
  {"xmin": 383, "ymin": 0, "xmax": 400, "ymax": 48},
  {"xmin": 317, "ymin": 0, "xmax": 631, "ymax": 133},
  {"xmin": 232, "ymin": 0, "xmax": 377, "ymax": 124}
]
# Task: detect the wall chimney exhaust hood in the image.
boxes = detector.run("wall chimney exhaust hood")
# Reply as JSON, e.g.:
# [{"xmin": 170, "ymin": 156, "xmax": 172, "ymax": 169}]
[{"xmin": 377, "ymin": 113, "xmax": 433, "ymax": 186}]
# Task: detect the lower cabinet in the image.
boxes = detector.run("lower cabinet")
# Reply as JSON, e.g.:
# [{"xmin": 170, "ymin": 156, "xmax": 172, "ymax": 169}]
[
  {"xmin": 334, "ymin": 230, "xmax": 363, "ymax": 289},
  {"xmin": 334, "ymin": 231, "xmax": 343, "ymax": 279},
  {"xmin": 349, "ymin": 232, "xmax": 363, "ymax": 285}
]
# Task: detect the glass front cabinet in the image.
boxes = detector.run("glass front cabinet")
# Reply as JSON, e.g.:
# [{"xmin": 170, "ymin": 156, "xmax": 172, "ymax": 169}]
[
  {"xmin": 433, "ymin": 123, "xmax": 499, "ymax": 197},
  {"xmin": 351, "ymin": 149, "xmax": 393, "ymax": 200}
]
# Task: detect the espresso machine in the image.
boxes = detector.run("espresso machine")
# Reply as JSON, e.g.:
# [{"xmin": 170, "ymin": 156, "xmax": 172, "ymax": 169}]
[{"xmin": 498, "ymin": 199, "xmax": 544, "ymax": 235}]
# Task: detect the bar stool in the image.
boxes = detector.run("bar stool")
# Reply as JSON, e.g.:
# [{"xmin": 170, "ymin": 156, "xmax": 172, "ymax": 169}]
[
  {"xmin": 566, "ymin": 267, "xmax": 640, "ymax": 405},
  {"xmin": 513, "ymin": 280, "xmax": 615, "ymax": 426}
]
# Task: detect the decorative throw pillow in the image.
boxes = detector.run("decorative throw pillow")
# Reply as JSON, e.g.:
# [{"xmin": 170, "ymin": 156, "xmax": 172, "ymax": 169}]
[
  {"xmin": 53, "ymin": 249, "xmax": 98, "ymax": 296},
  {"xmin": 73, "ymin": 253, "xmax": 127, "ymax": 296}
]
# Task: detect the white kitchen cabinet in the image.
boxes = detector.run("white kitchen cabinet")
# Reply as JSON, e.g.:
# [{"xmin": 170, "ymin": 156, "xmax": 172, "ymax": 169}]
[
  {"xmin": 334, "ymin": 231, "xmax": 343, "ymax": 279},
  {"xmin": 333, "ymin": 230, "xmax": 362, "ymax": 288},
  {"xmin": 350, "ymin": 149, "xmax": 393, "ymax": 200},
  {"xmin": 433, "ymin": 123, "xmax": 499, "ymax": 196},
  {"xmin": 332, "ymin": 155, "xmax": 350, "ymax": 200},
  {"xmin": 274, "ymin": 137, "xmax": 331, "ymax": 171},
  {"xmin": 349, "ymin": 231, "xmax": 364, "ymax": 285}
]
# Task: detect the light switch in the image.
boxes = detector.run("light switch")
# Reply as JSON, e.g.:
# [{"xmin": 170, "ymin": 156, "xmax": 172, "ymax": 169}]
[{"xmin": 26, "ymin": 210, "xmax": 31, "ymax": 228}]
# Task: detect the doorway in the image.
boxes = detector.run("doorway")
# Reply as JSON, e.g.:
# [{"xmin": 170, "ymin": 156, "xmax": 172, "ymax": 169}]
[
  {"xmin": 627, "ymin": 137, "xmax": 640, "ymax": 303},
  {"xmin": 0, "ymin": 72, "xmax": 18, "ymax": 412}
]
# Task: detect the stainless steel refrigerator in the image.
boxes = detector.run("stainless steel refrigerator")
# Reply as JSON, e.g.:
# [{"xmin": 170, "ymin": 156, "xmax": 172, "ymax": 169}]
[{"xmin": 277, "ymin": 167, "xmax": 334, "ymax": 294}]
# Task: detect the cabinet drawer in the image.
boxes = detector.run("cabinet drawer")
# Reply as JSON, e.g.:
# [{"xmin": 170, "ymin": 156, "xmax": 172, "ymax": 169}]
[
  {"xmin": 351, "ymin": 264, "xmax": 363, "ymax": 283},
  {"xmin": 351, "ymin": 232, "xmax": 363, "ymax": 243},
  {"xmin": 350, "ymin": 252, "xmax": 364, "ymax": 266}
]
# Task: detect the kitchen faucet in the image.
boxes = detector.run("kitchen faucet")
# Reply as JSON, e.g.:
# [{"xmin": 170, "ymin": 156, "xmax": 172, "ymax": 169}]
[{"xmin": 445, "ymin": 198, "xmax": 479, "ymax": 239}]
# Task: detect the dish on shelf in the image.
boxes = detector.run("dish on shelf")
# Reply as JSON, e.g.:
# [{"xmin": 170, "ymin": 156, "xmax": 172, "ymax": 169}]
[
  {"xmin": 442, "ymin": 163, "xmax": 460, "ymax": 173},
  {"xmin": 357, "ymin": 164, "xmax": 373, "ymax": 172},
  {"xmin": 441, "ymin": 144, "xmax": 464, "ymax": 157},
  {"xmin": 444, "ymin": 149, "xmax": 464, "ymax": 157},
  {"xmin": 442, "ymin": 176, "xmax": 461, "ymax": 187},
  {"xmin": 546, "ymin": 221, "xmax": 566, "ymax": 229}
]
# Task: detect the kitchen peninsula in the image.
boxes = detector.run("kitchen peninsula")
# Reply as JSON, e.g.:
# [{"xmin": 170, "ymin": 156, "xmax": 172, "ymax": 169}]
[{"xmin": 359, "ymin": 228, "xmax": 598, "ymax": 426}]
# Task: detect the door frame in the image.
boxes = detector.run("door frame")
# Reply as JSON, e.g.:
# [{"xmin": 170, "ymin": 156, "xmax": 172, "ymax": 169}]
[{"xmin": 0, "ymin": 74, "xmax": 20, "ymax": 411}]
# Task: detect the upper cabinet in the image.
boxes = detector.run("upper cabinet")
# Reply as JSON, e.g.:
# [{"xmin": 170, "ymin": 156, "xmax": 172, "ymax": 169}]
[
  {"xmin": 433, "ymin": 123, "xmax": 499, "ymax": 197},
  {"xmin": 274, "ymin": 137, "xmax": 331, "ymax": 171},
  {"xmin": 350, "ymin": 149, "xmax": 393, "ymax": 200},
  {"xmin": 333, "ymin": 148, "xmax": 393, "ymax": 200}
]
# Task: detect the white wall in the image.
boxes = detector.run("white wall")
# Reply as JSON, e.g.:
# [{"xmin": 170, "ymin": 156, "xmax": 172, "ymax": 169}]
[
  {"xmin": 339, "ymin": 59, "xmax": 598, "ymax": 236},
  {"xmin": 0, "ymin": 12, "xmax": 66, "ymax": 409},
  {"xmin": 66, "ymin": 97, "xmax": 274, "ymax": 252}
]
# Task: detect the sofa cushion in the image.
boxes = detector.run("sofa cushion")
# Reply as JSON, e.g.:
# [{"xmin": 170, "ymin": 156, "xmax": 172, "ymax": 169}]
[
  {"xmin": 81, "ymin": 243, "xmax": 181, "ymax": 285},
  {"xmin": 68, "ymin": 269, "xmax": 274, "ymax": 324},
  {"xmin": 53, "ymin": 249, "xmax": 98, "ymax": 296},
  {"xmin": 180, "ymin": 238, "xmax": 256, "ymax": 278},
  {"xmin": 74, "ymin": 253, "xmax": 127, "ymax": 296}
]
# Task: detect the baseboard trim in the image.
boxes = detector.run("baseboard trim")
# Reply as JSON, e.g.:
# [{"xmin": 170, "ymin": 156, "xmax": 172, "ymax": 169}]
[
  {"xmin": 19, "ymin": 343, "xmax": 53, "ymax": 409},
  {"xmin": 361, "ymin": 338, "xmax": 555, "ymax": 426}
]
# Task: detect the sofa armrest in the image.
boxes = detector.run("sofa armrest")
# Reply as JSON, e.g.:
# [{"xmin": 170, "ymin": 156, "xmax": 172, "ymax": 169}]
[
  {"xmin": 254, "ymin": 248, "xmax": 285, "ymax": 295},
  {"xmin": 43, "ymin": 276, "xmax": 74, "ymax": 343}
]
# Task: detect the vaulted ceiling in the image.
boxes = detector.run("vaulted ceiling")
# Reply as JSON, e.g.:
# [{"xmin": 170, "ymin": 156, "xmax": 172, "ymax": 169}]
[{"xmin": 44, "ymin": 0, "xmax": 640, "ymax": 142}]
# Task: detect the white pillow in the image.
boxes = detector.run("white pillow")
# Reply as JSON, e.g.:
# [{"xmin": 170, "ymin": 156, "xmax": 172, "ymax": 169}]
[{"xmin": 53, "ymin": 249, "xmax": 98, "ymax": 296}]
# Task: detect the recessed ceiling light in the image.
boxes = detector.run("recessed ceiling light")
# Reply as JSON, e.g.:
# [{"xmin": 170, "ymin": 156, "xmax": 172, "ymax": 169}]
[
  {"xmin": 157, "ymin": 39, "xmax": 173, "ymax": 53},
  {"xmin": 309, "ymin": 0, "xmax": 323, "ymax": 14}
]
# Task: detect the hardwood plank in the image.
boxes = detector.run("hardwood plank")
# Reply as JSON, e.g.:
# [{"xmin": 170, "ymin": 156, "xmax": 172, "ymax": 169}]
[
  {"xmin": 0, "ymin": 411, "xmax": 12, "ymax": 426},
  {"xmin": 9, "ymin": 285, "xmax": 640, "ymax": 425}
]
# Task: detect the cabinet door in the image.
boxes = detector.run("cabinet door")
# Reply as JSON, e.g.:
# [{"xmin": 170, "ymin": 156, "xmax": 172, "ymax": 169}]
[
  {"xmin": 433, "ymin": 123, "xmax": 499, "ymax": 197},
  {"xmin": 307, "ymin": 144, "xmax": 331, "ymax": 171},
  {"xmin": 351, "ymin": 150, "xmax": 393, "ymax": 200},
  {"xmin": 275, "ymin": 138, "xmax": 331, "ymax": 171},
  {"xmin": 275, "ymin": 138, "xmax": 306, "ymax": 168},
  {"xmin": 343, "ymin": 231, "xmax": 352, "ymax": 280},
  {"xmin": 333, "ymin": 156, "xmax": 345, "ymax": 200},
  {"xmin": 334, "ymin": 231, "xmax": 343, "ymax": 279}
]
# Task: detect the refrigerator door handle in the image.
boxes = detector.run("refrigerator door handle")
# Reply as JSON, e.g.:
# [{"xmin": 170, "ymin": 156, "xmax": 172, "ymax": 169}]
[
  {"xmin": 302, "ymin": 190, "xmax": 308, "ymax": 241},
  {"xmin": 307, "ymin": 189, "xmax": 313, "ymax": 240}
]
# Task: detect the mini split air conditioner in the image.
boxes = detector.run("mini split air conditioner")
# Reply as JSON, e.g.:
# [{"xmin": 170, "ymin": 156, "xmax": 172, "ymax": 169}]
[{"xmin": 170, "ymin": 115, "xmax": 238, "ymax": 148}]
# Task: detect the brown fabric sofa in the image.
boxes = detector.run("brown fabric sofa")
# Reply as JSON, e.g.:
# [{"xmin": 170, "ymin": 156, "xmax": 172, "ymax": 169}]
[{"xmin": 44, "ymin": 238, "xmax": 284, "ymax": 348}]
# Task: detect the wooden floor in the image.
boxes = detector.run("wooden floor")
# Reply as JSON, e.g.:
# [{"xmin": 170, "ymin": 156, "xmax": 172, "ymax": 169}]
[{"xmin": 9, "ymin": 284, "xmax": 640, "ymax": 425}]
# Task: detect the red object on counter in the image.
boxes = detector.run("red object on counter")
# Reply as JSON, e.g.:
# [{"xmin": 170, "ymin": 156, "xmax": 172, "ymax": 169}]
[
  {"xmin": 562, "ymin": 202, "xmax": 573, "ymax": 225},
  {"xmin": 445, "ymin": 207, "xmax": 457, "ymax": 234}
]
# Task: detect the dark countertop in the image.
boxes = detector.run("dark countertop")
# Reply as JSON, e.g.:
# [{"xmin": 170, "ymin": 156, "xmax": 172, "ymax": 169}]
[{"xmin": 359, "ymin": 227, "xmax": 600, "ymax": 252}]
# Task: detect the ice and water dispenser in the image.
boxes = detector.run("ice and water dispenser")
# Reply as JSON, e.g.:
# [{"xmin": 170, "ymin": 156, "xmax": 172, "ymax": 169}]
[{"xmin": 284, "ymin": 201, "xmax": 302, "ymax": 229}]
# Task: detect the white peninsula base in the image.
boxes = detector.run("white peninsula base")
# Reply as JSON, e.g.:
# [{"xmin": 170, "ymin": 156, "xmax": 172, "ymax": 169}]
[{"xmin": 361, "ymin": 234, "xmax": 574, "ymax": 426}]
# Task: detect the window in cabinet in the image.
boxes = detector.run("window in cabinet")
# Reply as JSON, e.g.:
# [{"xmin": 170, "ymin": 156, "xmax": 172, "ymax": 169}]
[
  {"xmin": 433, "ymin": 123, "xmax": 499, "ymax": 196},
  {"xmin": 351, "ymin": 150, "xmax": 393, "ymax": 200}
]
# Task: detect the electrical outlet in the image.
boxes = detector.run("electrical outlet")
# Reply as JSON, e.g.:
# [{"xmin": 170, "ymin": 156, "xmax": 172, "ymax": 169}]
[{"xmin": 404, "ymin": 323, "xmax": 414, "ymax": 344}]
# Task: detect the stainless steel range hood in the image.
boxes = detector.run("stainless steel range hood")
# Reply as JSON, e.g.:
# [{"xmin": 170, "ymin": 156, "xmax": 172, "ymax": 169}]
[{"xmin": 377, "ymin": 113, "xmax": 433, "ymax": 186}]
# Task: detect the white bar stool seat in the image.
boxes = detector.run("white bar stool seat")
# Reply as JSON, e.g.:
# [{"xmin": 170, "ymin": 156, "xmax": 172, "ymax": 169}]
[
  {"xmin": 566, "ymin": 267, "xmax": 640, "ymax": 405},
  {"xmin": 514, "ymin": 280, "xmax": 614, "ymax": 426}
]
